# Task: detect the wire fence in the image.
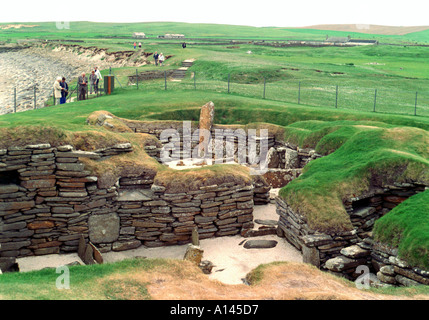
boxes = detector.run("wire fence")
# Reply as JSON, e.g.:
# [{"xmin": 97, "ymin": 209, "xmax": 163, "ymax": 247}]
[
  {"xmin": 132, "ymin": 70, "xmax": 429, "ymax": 118},
  {"xmin": 4, "ymin": 79, "xmax": 107, "ymax": 114},
  {"xmin": 5, "ymin": 67, "xmax": 429, "ymax": 119}
]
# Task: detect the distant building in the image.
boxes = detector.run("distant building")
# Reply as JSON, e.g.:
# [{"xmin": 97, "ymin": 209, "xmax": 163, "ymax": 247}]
[
  {"xmin": 348, "ymin": 39, "xmax": 379, "ymax": 45},
  {"xmin": 157, "ymin": 34, "xmax": 185, "ymax": 39},
  {"xmin": 325, "ymin": 35, "xmax": 351, "ymax": 43},
  {"xmin": 325, "ymin": 35, "xmax": 378, "ymax": 45},
  {"xmin": 133, "ymin": 32, "xmax": 147, "ymax": 39}
]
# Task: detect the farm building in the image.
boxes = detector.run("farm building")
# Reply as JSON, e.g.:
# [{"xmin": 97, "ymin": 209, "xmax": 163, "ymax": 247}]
[
  {"xmin": 133, "ymin": 32, "xmax": 147, "ymax": 39},
  {"xmin": 157, "ymin": 34, "xmax": 185, "ymax": 39},
  {"xmin": 348, "ymin": 39, "xmax": 379, "ymax": 45},
  {"xmin": 325, "ymin": 36, "xmax": 351, "ymax": 43}
]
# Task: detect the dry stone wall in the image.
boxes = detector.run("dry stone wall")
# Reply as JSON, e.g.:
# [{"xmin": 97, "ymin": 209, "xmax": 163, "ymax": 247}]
[
  {"xmin": 276, "ymin": 182, "xmax": 429, "ymax": 287},
  {"xmin": 0, "ymin": 142, "xmax": 260, "ymax": 261}
]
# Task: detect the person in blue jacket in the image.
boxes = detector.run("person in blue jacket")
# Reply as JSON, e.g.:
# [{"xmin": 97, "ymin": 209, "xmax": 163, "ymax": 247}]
[{"xmin": 60, "ymin": 77, "xmax": 68, "ymax": 104}]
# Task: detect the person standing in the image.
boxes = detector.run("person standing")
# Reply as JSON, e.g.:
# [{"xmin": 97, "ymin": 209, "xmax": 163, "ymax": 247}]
[
  {"xmin": 138, "ymin": 42, "xmax": 142, "ymax": 49},
  {"xmin": 153, "ymin": 51, "xmax": 159, "ymax": 66},
  {"xmin": 78, "ymin": 72, "xmax": 88, "ymax": 101},
  {"xmin": 134, "ymin": 42, "xmax": 137, "ymax": 49},
  {"xmin": 89, "ymin": 70, "xmax": 97, "ymax": 94},
  {"xmin": 94, "ymin": 67, "xmax": 102, "ymax": 94},
  {"xmin": 60, "ymin": 77, "xmax": 68, "ymax": 104},
  {"xmin": 53, "ymin": 77, "xmax": 63, "ymax": 105},
  {"xmin": 159, "ymin": 52, "xmax": 165, "ymax": 66},
  {"xmin": 182, "ymin": 42, "xmax": 187, "ymax": 49}
]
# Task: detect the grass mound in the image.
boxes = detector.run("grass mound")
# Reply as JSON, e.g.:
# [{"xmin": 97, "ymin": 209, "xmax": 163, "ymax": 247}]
[
  {"xmin": 373, "ymin": 190, "xmax": 429, "ymax": 270},
  {"xmin": 279, "ymin": 121, "xmax": 429, "ymax": 233}
]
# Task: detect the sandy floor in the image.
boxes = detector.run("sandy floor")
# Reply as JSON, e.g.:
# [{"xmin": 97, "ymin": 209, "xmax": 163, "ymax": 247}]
[{"xmin": 16, "ymin": 203, "xmax": 302, "ymax": 285}]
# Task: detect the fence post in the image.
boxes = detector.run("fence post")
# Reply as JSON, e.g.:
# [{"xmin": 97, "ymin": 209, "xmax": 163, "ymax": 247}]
[
  {"xmin": 136, "ymin": 69, "xmax": 139, "ymax": 90},
  {"xmin": 14, "ymin": 87, "xmax": 16, "ymax": 113},
  {"xmin": 298, "ymin": 81, "xmax": 301, "ymax": 104},
  {"xmin": 228, "ymin": 73, "xmax": 230, "ymax": 94},
  {"xmin": 415, "ymin": 92, "xmax": 418, "ymax": 116},
  {"xmin": 335, "ymin": 85, "xmax": 338, "ymax": 108},
  {"xmin": 373, "ymin": 89, "xmax": 377, "ymax": 112},
  {"xmin": 263, "ymin": 77, "xmax": 266, "ymax": 99},
  {"xmin": 34, "ymin": 85, "xmax": 36, "ymax": 109},
  {"xmin": 164, "ymin": 71, "xmax": 167, "ymax": 90}
]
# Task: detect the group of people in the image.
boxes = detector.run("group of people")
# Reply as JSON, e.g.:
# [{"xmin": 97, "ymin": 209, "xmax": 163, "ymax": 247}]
[
  {"xmin": 53, "ymin": 67, "xmax": 102, "ymax": 104},
  {"xmin": 133, "ymin": 42, "xmax": 142, "ymax": 49},
  {"xmin": 153, "ymin": 51, "xmax": 166, "ymax": 66},
  {"xmin": 53, "ymin": 77, "xmax": 69, "ymax": 105}
]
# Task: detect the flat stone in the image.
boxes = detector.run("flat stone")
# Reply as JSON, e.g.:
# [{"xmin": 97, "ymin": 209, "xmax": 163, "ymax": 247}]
[
  {"xmin": 112, "ymin": 240, "xmax": 141, "ymax": 251},
  {"xmin": 88, "ymin": 213, "xmax": 120, "ymax": 244},
  {"xmin": 254, "ymin": 219, "xmax": 278, "ymax": 226},
  {"xmin": 395, "ymin": 274, "xmax": 422, "ymax": 287},
  {"xmin": 27, "ymin": 220, "xmax": 55, "ymax": 230},
  {"xmin": 117, "ymin": 190, "xmax": 153, "ymax": 202},
  {"xmin": 243, "ymin": 240, "xmax": 278, "ymax": 249},
  {"xmin": 0, "ymin": 201, "xmax": 35, "ymax": 211},
  {"xmin": 377, "ymin": 271, "xmax": 397, "ymax": 285},
  {"xmin": 340, "ymin": 245, "xmax": 370, "ymax": 259},
  {"xmin": 83, "ymin": 244, "xmax": 96, "ymax": 265},
  {"xmin": 380, "ymin": 265, "xmax": 395, "ymax": 276},
  {"xmin": 183, "ymin": 244, "xmax": 204, "ymax": 264},
  {"xmin": 0, "ymin": 185, "xmax": 19, "ymax": 194},
  {"xmin": 351, "ymin": 206, "xmax": 376, "ymax": 218},
  {"xmin": 324, "ymin": 256, "xmax": 366, "ymax": 272}
]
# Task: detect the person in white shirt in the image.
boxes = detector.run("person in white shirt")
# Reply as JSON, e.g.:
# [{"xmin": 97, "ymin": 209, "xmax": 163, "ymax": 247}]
[
  {"xmin": 53, "ymin": 77, "xmax": 63, "ymax": 105},
  {"xmin": 159, "ymin": 53, "xmax": 165, "ymax": 66},
  {"xmin": 94, "ymin": 67, "xmax": 102, "ymax": 94}
]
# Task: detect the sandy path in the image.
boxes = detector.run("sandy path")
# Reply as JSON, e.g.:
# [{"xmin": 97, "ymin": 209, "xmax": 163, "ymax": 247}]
[{"xmin": 17, "ymin": 203, "xmax": 301, "ymax": 285}]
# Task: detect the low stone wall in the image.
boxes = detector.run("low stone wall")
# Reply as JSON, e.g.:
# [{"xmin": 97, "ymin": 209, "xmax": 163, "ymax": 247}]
[
  {"xmin": 276, "ymin": 183, "xmax": 429, "ymax": 287},
  {"xmin": 276, "ymin": 196, "xmax": 358, "ymax": 268},
  {"xmin": 371, "ymin": 240, "xmax": 429, "ymax": 286},
  {"xmin": 0, "ymin": 143, "xmax": 260, "ymax": 260},
  {"xmin": 343, "ymin": 183, "xmax": 426, "ymax": 239}
]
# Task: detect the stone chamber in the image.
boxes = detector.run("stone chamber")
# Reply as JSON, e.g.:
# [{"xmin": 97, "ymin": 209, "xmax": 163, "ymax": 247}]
[{"xmin": 1, "ymin": 104, "xmax": 428, "ymax": 289}]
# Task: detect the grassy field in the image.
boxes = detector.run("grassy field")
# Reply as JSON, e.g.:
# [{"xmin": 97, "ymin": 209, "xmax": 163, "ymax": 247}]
[
  {"xmin": 2, "ymin": 21, "xmax": 426, "ymax": 43},
  {"xmin": 1, "ymin": 21, "xmax": 429, "ymax": 298}
]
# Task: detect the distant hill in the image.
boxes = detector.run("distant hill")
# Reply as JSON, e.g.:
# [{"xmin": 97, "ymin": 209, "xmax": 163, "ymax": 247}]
[{"xmin": 301, "ymin": 24, "xmax": 429, "ymax": 35}]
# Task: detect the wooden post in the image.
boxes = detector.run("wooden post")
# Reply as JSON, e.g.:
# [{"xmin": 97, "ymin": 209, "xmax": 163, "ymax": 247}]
[
  {"xmin": 415, "ymin": 92, "xmax": 418, "ymax": 116},
  {"xmin": 335, "ymin": 85, "xmax": 338, "ymax": 108},
  {"xmin": 136, "ymin": 69, "xmax": 139, "ymax": 90},
  {"xmin": 14, "ymin": 88, "xmax": 16, "ymax": 113},
  {"xmin": 373, "ymin": 89, "xmax": 377, "ymax": 112},
  {"xmin": 263, "ymin": 77, "xmax": 266, "ymax": 99},
  {"xmin": 33, "ymin": 85, "xmax": 36, "ymax": 109}
]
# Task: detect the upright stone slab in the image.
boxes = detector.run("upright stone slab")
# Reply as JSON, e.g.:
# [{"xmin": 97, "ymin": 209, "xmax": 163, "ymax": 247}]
[
  {"xmin": 88, "ymin": 213, "xmax": 120, "ymax": 244},
  {"xmin": 198, "ymin": 101, "xmax": 215, "ymax": 157}
]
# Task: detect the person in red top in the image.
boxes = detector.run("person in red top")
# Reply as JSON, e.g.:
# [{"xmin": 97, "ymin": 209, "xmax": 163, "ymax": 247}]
[{"xmin": 133, "ymin": 42, "xmax": 137, "ymax": 49}]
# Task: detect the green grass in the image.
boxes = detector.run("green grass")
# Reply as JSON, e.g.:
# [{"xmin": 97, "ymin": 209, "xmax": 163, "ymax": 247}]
[
  {"xmin": 0, "ymin": 258, "xmax": 165, "ymax": 300},
  {"xmin": 373, "ymin": 190, "xmax": 429, "ymax": 270},
  {"xmin": 279, "ymin": 122, "xmax": 429, "ymax": 232},
  {"xmin": 1, "ymin": 21, "xmax": 429, "ymax": 293}
]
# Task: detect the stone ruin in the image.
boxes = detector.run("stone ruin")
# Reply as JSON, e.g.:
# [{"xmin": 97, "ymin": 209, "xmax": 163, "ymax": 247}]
[{"xmin": 0, "ymin": 102, "xmax": 318, "ymax": 274}]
